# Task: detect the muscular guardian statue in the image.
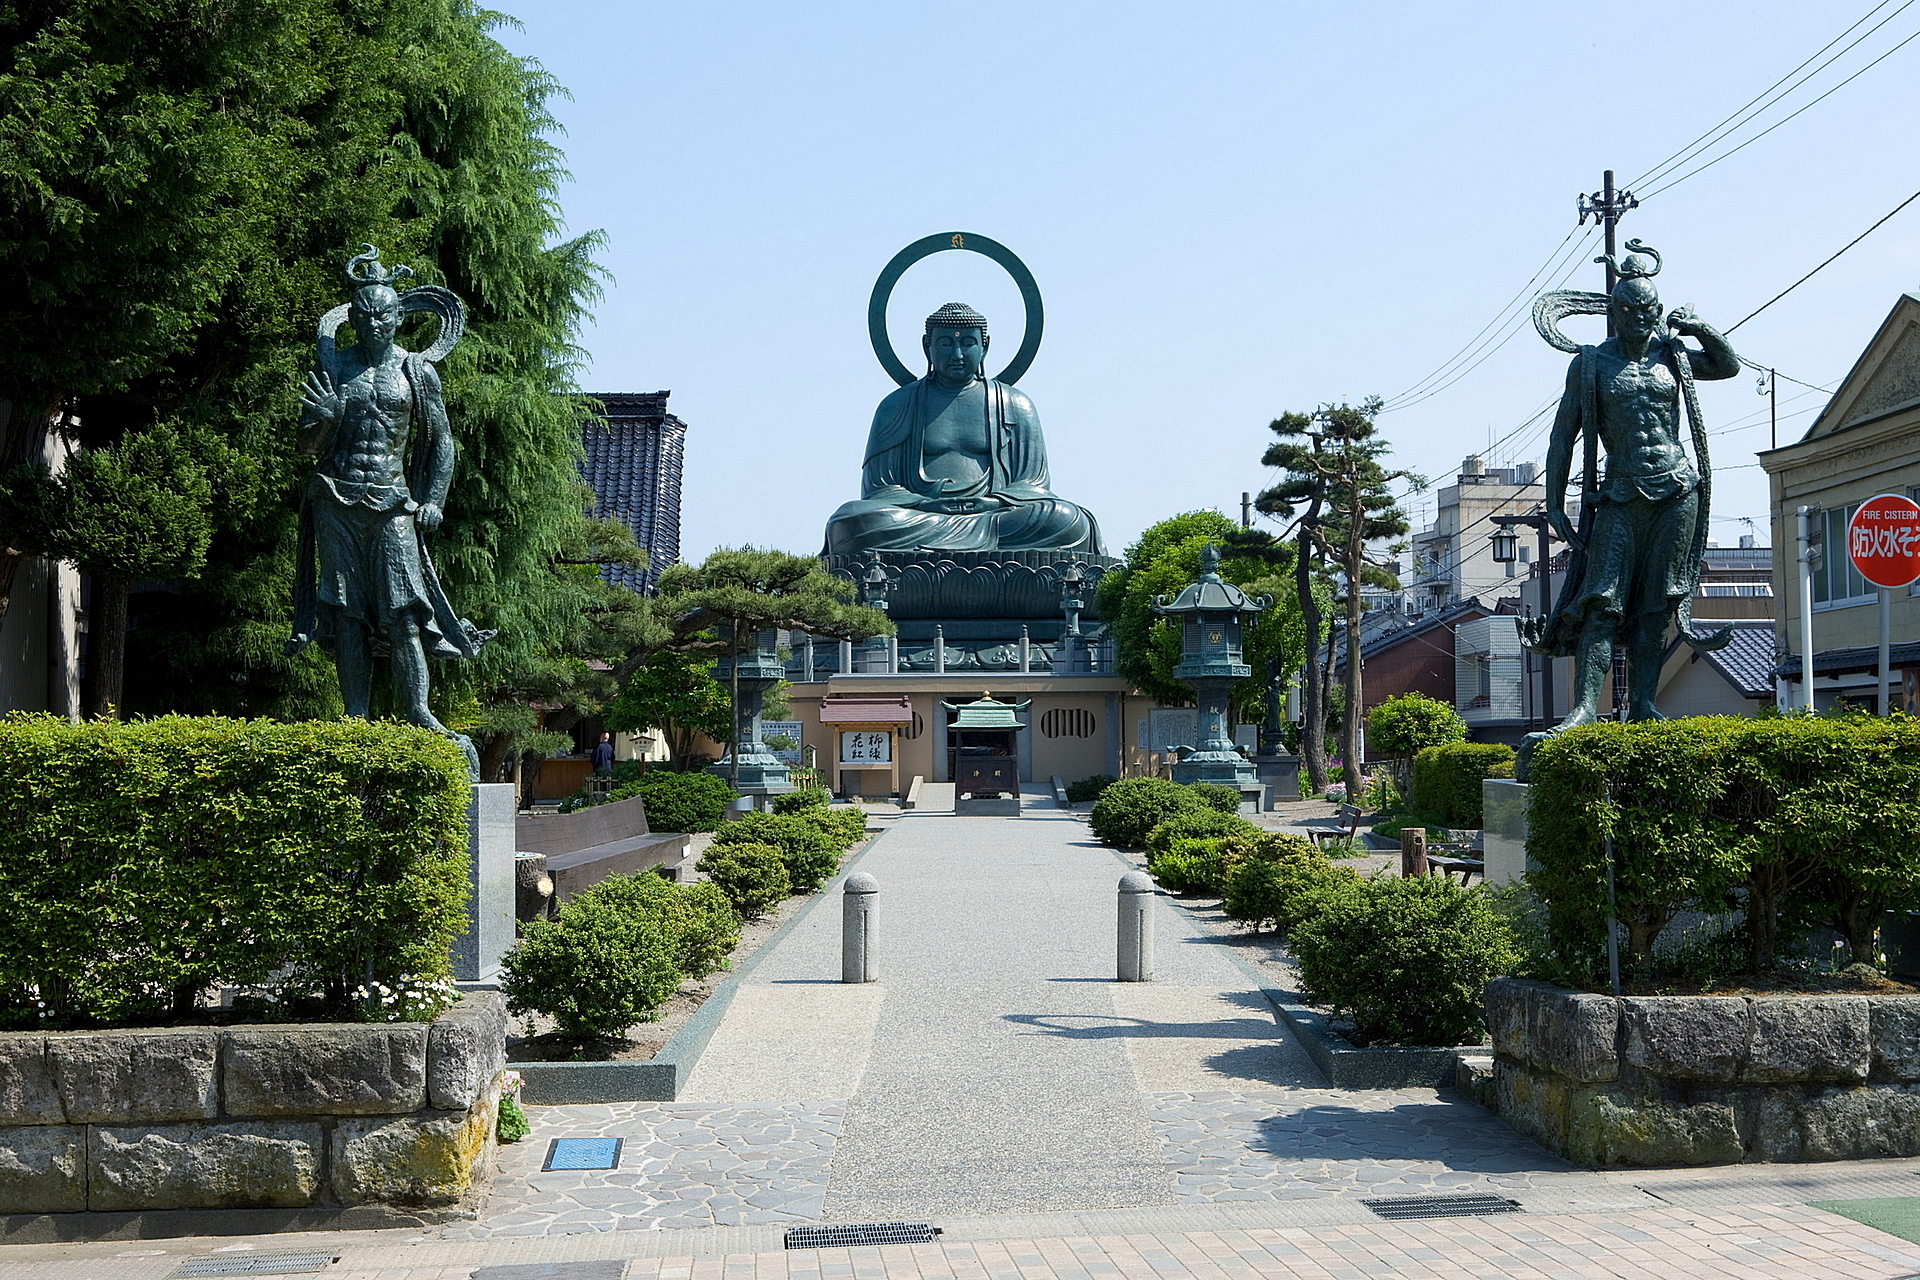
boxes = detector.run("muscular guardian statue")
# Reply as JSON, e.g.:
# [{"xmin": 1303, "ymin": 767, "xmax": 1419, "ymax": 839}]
[
  {"xmin": 824, "ymin": 302, "xmax": 1103, "ymax": 555},
  {"xmin": 1519, "ymin": 242, "xmax": 1738, "ymax": 770},
  {"xmin": 288, "ymin": 246, "xmax": 492, "ymax": 772}
]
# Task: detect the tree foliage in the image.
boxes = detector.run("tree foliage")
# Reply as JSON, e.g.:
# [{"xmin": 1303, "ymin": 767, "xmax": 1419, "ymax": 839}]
[
  {"xmin": 602, "ymin": 651, "xmax": 733, "ymax": 768},
  {"xmin": 1094, "ymin": 510, "xmax": 1308, "ymax": 718},
  {"xmin": 1255, "ymin": 400, "xmax": 1413, "ymax": 794},
  {"xmin": 0, "ymin": 0, "xmax": 613, "ymax": 736}
]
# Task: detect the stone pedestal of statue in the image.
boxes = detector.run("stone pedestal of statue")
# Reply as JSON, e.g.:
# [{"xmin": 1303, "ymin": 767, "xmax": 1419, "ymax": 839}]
[{"xmin": 453, "ymin": 783, "xmax": 516, "ymax": 984}]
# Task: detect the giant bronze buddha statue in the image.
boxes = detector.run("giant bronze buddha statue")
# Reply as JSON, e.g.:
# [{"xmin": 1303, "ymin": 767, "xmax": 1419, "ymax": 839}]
[{"xmin": 824, "ymin": 303, "xmax": 1103, "ymax": 556}]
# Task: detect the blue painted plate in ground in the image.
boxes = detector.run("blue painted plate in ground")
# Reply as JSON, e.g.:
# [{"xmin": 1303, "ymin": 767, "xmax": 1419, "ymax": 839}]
[{"xmin": 542, "ymin": 1137, "xmax": 622, "ymax": 1171}]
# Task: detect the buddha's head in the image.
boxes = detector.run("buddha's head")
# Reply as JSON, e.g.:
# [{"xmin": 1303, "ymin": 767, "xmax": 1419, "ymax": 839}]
[
  {"xmin": 922, "ymin": 302, "xmax": 989, "ymax": 386},
  {"xmin": 1607, "ymin": 248, "xmax": 1663, "ymax": 355},
  {"xmin": 350, "ymin": 283, "xmax": 403, "ymax": 354}
]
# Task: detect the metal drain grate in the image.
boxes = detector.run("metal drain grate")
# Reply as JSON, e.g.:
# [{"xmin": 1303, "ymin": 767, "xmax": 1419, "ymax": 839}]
[
  {"xmin": 785, "ymin": 1222, "xmax": 942, "ymax": 1248},
  {"xmin": 169, "ymin": 1253, "xmax": 337, "ymax": 1277},
  {"xmin": 1360, "ymin": 1193, "xmax": 1521, "ymax": 1220},
  {"xmin": 542, "ymin": 1136, "xmax": 623, "ymax": 1171}
]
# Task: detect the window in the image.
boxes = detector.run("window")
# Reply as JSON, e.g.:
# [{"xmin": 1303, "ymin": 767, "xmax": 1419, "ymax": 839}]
[
  {"xmin": 899, "ymin": 712, "xmax": 925, "ymax": 740},
  {"xmin": 1700, "ymin": 584, "xmax": 1773, "ymax": 597},
  {"xmin": 1040, "ymin": 708, "xmax": 1096, "ymax": 738},
  {"xmin": 1812, "ymin": 503, "xmax": 1874, "ymax": 607}
]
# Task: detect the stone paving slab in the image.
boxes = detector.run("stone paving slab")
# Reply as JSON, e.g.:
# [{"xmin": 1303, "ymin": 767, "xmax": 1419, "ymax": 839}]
[{"xmin": 15, "ymin": 1202, "xmax": 1920, "ymax": 1278}]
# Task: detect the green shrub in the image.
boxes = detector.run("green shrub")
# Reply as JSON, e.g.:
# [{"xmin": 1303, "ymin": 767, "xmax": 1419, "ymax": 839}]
[
  {"xmin": 712, "ymin": 813, "xmax": 841, "ymax": 893},
  {"xmin": 500, "ymin": 897, "xmax": 685, "ymax": 1040},
  {"xmin": 1223, "ymin": 852, "xmax": 1357, "ymax": 933},
  {"xmin": 572, "ymin": 873, "xmax": 739, "ymax": 980},
  {"xmin": 1145, "ymin": 808, "xmax": 1261, "ymax": 856},
  {"xmin": 497, "ymin": 1094, "xmax": 530, "ymax": 1143},
  {"xmin": 796, "ymin": 805, "xmax": 867, "ymax": 850},
  {"xmin": 772, "ymin": 785, "xmax": 832, "ymax": 814},
  {"xmin": 1527, "ymin": 716, "xmax": 1920, "ymax": 985},
  {"xmin": 1410, "ymin": 742, "xmax": 1516, "ymax": 828},
  {"xmin": 0, "ymin": 714, "xmax": 468, "ymax": 1028},
  {"xmin": 1185, "ymin": 782, "xmax": 1243, "ymax": 814},
  {"xmin": 696, "ymin": 842, "xmax": 791, "ymax": 919},
  {"xmin": 606, "ymin": 769, "xmax": 738, "ymax": 833},
  {"xmin": 1065, "ymin": 773, "xmax": 1118, "ymax": 803},
  {"xmin": 1147, "ymin": 836, "xmax": 1226, "ymax": 894},
  {"xmin": 1290, "ymin": 882, "xmax": 1512, "ymax": 1051},
  {"xmin": 1089, "ymin": 777, "xmax": 1206, "ymax": 846},
  {"xmin": 1291, "ymin": 876, "xmax": 1518, "ymax": 1045},
  {"xmin": 1367, "ymin": 693, "xmax": 1468, "ymax": 758}
]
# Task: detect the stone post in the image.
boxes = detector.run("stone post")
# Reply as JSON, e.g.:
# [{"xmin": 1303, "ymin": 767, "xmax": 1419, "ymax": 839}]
[
  {"xmin": 453, "ymin": 783, "xmax": 516, "ymax": 982},
  {"xmin": 1018, "ymin": 626, "xmax": 1031, "ymax": 673},
  {"xmin": 842, "ymin": 872, "xmax": 878, "ymax": 983},
  {"xmin": 933, "ymin": 625, "xmax": 947, "ymax": 674},
  {"xmin": 1118, "ymin": 870, "xmax": 1154, "ymax": 982}
]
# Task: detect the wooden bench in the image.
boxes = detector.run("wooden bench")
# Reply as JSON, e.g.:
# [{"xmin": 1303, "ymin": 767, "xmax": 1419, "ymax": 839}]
[
  {"xmin": 1425, "ymin": 841, "xmax": 1485, "ymax": 884},
  {"xmin": 1307, "ymin": 803, "xmax": 1365, "ymax": 848}
]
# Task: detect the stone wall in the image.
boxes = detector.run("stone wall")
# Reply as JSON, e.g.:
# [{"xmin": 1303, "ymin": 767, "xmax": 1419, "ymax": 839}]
[
  {"xmin": 0, "ymin": 992, "xmax": 506, "ymax": 1215},
  {"xmin": 1488, "ymin": 977, "xmax": 1920, "ymax": 1167}
]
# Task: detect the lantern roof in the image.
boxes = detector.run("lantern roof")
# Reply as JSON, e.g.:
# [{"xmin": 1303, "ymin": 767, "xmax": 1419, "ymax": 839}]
[
  {"xmin": 1152, "ymin": 544, "xmax": 1270, "ymax": 618},
  {"xmin": 940, "ymin": 691, "xmax": 1031, "ymax": 729}
]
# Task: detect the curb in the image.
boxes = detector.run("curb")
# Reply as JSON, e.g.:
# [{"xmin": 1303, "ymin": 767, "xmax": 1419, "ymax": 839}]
[
  {"xmin": 1101, "ymin": 843, "xmax": 1477, "ymax": 1090},
  {"xmin": 515, "ymin": 818, "xmax": 898, "ymax": 1105}
]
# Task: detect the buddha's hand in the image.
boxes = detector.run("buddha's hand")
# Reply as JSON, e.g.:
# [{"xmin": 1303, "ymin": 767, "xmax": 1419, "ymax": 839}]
[{"xmin": 301, "ymin": 370, "xmax": 342, "ymax": 425}]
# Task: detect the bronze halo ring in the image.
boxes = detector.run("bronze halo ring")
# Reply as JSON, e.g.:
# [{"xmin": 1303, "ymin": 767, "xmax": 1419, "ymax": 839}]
[{"xmin": 867, "ymin": 232, "xmax": 1044, "ymax": 388}]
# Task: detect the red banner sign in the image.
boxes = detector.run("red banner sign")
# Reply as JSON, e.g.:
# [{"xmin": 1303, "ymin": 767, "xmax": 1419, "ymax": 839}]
[{"xmin": 1847, "ymin": 493, "xmax": 1920, "ymax": 589}]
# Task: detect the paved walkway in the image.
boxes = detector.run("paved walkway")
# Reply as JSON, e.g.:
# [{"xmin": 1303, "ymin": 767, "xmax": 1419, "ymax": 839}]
[
  {"xmin": 16, "ymin": 790, "xmax": 1920, "ymax": 1276},
  {"xmin": 453, "ymin": 786, "xmax": 1568, "ymax": 1237}
]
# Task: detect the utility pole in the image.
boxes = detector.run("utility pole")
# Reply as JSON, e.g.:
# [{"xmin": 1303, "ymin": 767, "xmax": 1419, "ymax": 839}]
[
  {"xmin": 1579, "ymin": 168, "xmax": 1638, "ymax": 713},
  {"xmin": 1240, "ymin": 492, "xmax": 1252, "ymax": 529}
]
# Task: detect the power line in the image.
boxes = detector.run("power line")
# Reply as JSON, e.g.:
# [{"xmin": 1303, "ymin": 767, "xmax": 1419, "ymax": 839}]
[
  {"xmin": 1627, "ymin": 0, "xmax": 1916, "ymax": 191},
  {"xmin": 1724, "ymin": 187, "xmax": 1920, "ymax": 332},
  {"xmin": 1642, "ymin": 25, "xmax": 1920, "ymax": 198},
  {"xmin": 1379, "ymin": 227, "xmax": 1592, "ymax": 410}
]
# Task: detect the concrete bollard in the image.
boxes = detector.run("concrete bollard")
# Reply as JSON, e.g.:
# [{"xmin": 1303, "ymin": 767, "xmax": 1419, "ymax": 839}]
[
  {"xmin": 1118, "ymin": 870, "xmax": 1155, "ymax": 982},
  {"xmin": 842, "ymin": 872, "xmax": 878, "ymax": 983}
]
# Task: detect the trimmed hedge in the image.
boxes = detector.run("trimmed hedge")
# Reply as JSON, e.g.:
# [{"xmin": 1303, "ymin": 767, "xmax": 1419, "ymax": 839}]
[
  {"xmin": 1089, "ymin": 777, "xmax": 1207, "ymax": 846},
  {"xmin": 0, "ymin": 714, "xmax": 469, "ymax": 1029},
  {"xmin": 1064, "ymin": 774, "xmax": 1118, "ymax": 803},
  {"xmin": 1527, "ymin": 715, "xmax": 1920, "ymax": 983},
  {"xmin": 696, "ymin": 842, "xmax": 791, "ymax": 919},
  {"xmin": 1291, "ymin": 876, "xmax": 1517, "ymax": 1045},
  {"xmin": 572, "ymin": 873, "xmax": 738, "ymax": 980},
  {"xmin": 772, "ymin": 785, "xmax": 832, "ymax": 814},
  {"xmin": 712, "ymin": 812, "xmax": 841, "ymax": 893},
  {"xmin": 1410, "ymin": 741, "xmax": 1514, "ymax": 828},
  {"xmin": 1145, "ymin": 809, "xmax": 1261, "ymax": 855},
  {"xmin": 1222, "ymin": 853, "xmax": 1358, "ymax": 934},
  {"xmin": 796, "ymin": 805, "xmax": 867, "ymax": 850},
  {"xmin": 606, "ymin": 769, "xmax": 737, "ymax": 833},
  {"xmin": 500, "ymin": 897, "xmax": 684, "ymax": 1040},
  {"xmin": 1185, "ymin": 782, "xmax": 1242, "ymax": 814}
]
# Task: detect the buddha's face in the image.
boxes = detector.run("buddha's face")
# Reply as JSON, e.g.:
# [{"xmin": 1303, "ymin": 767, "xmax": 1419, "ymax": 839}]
[
  {"xmin": 1610, "ymin": 280, "xmax": 1662, "ymax": 353},
  {"xmin": 351, "ymin": 285, "xmax": 402, "ymax": 353},
  {"xmin": 924, "ymin": 326, "xmax": 987, "ymax": 385}
]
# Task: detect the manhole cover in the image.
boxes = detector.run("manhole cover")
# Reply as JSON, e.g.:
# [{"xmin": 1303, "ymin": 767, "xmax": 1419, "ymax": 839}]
[
  {"xmin": 169, "ymin": 1254, "xmax": 336, "ymax": 1277},
  {"xmin": 785, "ymin": 1223, "xmax": 942, "ymax": 1248},
  {"xmin": 1360, "ymin": 1193, "xmax": 1520, "ymax": 1220},
  {"xmin": 542, "ymin": 1137, "xmax": 622, "ymax": 1171}
]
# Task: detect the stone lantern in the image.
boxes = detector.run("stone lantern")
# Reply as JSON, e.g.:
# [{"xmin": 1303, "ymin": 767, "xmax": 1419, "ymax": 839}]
[
  {"xmin": 1151, "ymin": 544, "xmax": 1269, "ymax": 791},
  {"xmin": 707, "ymin": 625, "xmax": 794, "ymax": 796},
  {"xmin": 859, "ymin": 552, "xmax": 894, "ymax": 673}
]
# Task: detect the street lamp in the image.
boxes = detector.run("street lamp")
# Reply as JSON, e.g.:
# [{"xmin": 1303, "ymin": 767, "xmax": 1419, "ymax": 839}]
[{"xmin": 1490, "ymin": 513, "xmax": 1556, "ymax": 730}]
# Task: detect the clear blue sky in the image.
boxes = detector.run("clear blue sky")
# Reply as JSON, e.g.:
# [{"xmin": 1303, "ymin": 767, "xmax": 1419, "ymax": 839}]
[{"xmin": 493, "ymin": 1, "xmax": 1920, "ymax": 562}]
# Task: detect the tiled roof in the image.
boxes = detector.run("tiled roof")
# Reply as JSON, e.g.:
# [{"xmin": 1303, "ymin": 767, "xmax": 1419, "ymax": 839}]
[
  {"xmin": 1776, "ymin": 639, "xmax": 1920, "ymax": 680},
  {"xmin": 1694, "ymin": 620, "xmax": 1779, "ymax": 698},
  {"xmin": 580, "ymin": 392, "xmax": 686, "ymax": 594}
]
